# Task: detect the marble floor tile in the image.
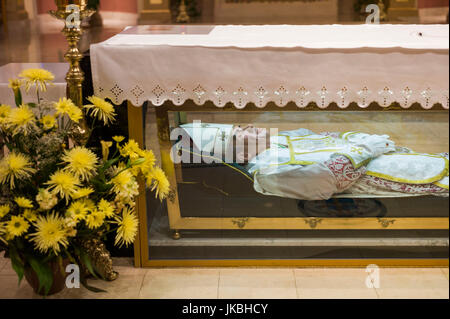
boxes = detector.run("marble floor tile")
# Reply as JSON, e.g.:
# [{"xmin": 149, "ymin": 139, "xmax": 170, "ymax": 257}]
[
  {"xmin": 0, "ymin": 266, "xmax": 449, "ymax": 299},
  {"xmin": 375, "ymin": 268, "xmax": 449, "ymax": 299},
  {"xmin": 112, "ymin": 257, "xmax": 148, "ymax": 276},
  {"xmin": 218, "ymin": 268, "xmax": 297, "ymax": 299},
  {"xmin": 0, "ymin": 258, "xmax": 15, "ymax": 276},
  {"xmin": 0, "ymin": 275, "xmax": 40, "ymax": 299},
  {"xmin": 294, "ymin": 268, "xmax": 379, "ymax": 299},
  {"xmin": 0, "ymin": 251, "xmax": 7, "ymax": 271},
  {"xmin": 139, "ymin": 268, "xmax": 220, "ymax": 299}
]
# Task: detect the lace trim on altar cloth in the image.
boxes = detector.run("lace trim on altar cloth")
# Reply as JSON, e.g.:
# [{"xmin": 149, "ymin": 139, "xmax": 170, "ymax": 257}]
[{"xmin": 95, "ymin": 83, "xmax": 450, "ymax": 109}]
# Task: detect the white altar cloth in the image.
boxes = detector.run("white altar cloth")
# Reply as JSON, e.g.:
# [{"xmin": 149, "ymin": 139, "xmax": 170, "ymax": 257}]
[{"xmin": 90, "ymin": 25, "xmax": 449, "ymax": 109}]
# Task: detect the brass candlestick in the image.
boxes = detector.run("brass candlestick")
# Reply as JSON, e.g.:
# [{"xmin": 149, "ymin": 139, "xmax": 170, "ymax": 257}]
[{"xmin": 50, "ymin": 0, "xmax": 95, "ymax": 145}]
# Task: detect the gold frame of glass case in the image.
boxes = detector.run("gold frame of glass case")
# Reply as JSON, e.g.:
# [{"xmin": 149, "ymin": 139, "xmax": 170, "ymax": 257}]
[{"xmin": 127, "ymin": 100, "xmax": 449, "ymax": 268}]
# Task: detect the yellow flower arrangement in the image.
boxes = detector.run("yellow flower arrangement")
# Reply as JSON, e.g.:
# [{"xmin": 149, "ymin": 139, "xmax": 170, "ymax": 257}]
[
  {"xmin": 1, "ymin": 68, "xmax": 169, "ymax": 295},
  {"xmin": 84, "ymin": 96, "xmax": 116, "ymax": 125},
  {"xmin": 0, "ymin": 152, "xmax": 36, "ymax": 189},
  {"xmin": 19, "ymin": 68, "xmax": 54, "ymax": 93}
]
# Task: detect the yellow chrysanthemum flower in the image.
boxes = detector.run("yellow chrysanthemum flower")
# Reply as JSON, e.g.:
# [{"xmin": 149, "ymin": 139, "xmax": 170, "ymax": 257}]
[
  {"xmin": 72, "ymin": 187, "xmax": 94, "ymax": 200},
  {"xmin": 66, "ymin": 200, "xmax": 90, "ymax": 222},
  {"xmin": 139, "ymin": 150, "xmax": 156, "ymax": 176},
  {"xmin": 97, "ymin": 199, "xmax": 115, "ymax": 218},
  {"xmin": 66, "ymin": 106, "xmax": 83, "ymax": 123},
  {"xmin": 114, "ymin": 208, "xmax": 138, "ymax": 247},
  {"xmin": 14, "ymin": 196, "xmax": 34, "ymax": 209},
  {"xmin": 0, "ymin": 104, "xmax": 11, "ymax": 125},
  {"xmin": 119, "ymin": 139, "xmax": 144, "ymax": 160},
  {"xmin": 8, "ymin": 79, "xmax": 22, "ymax": 90},
  {"xmin": 61, "ymin": 147, "xmax": 98, "ymax": 181},
  {"xmin": 84, "ymin": 96, "xmax": 116, "ymax": 125},
  {"xmin": 45, "ymin": 170, "xmax": 81, "ymax": 202},
  {"xmin": 23, "ymin": 209, "xmax": 38, "ymax": 222},
  {"xmin": 6, "ymin": 216, "xmax": 29, "ymax": 238},
  {"xmin": 147, "ymin": 167, "xmax": 170, "ymax": 201},
  {"xmin": 0, "ymin": 205, "xmax": 10, "ymax": 218},
  {"xmin": 81, "ymin": 198, "xmax": 96, "ymax": 212},
  {"xmin": 85, "ymin": 210, "xmax": 105, "ymax": 229},
  {"xmin": 7, "ymin": 104, "xmax": 36, "ymax": 135},
  {"xmin": 0, "ymin": 152, "xmax": 36, "ymax": 189},
  {"xmin": 19, "ymin": 68, "xmax": 54, "ymax": 93},
  {"xmin": 40, "ymin": 114, "xmax": 57, "ymax": 130},
  {"xmin": 30, "ymin": 213, "xmax": 69, "ymax": 255},
  {"xmin": 111, "ymin": 166, "xmax": 134, "ymax": 194},
  {"xmin": 54, "ymin": 97, "xmax": 83, "ymax": 123}
]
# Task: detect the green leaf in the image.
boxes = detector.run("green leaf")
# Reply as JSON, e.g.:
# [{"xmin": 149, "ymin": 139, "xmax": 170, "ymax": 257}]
[
  {"xmin": 100, "ymin": 157, "xmax": 120, "ymax": 173},
  {"xmin": 57, "ymin": 256, "xmax": 65, "ymax": 278},
  {"xmin": 130, "ymin": 158, "xmax": 146, "ymax": 166},
  {"xmin": 27, "ymin": 102, "xmax": 37, "ymax": 108},
  {"xmin": 79, "ymin": 248, "xmax": 102, "ymax": 280},
  {"xmin": 28, "ymin": 257, "xmax": 53, "ymax": 296},
  {"xmin": 80, "ymin": 277, "xmax": 107, "ymax": 293},
  {"xmin": 9, "ymin": 247, "xmax": 25, "ymax": 285},
  {"xmin": 14, "ymin": 89, "xmax": 22, "ymax": 107}
]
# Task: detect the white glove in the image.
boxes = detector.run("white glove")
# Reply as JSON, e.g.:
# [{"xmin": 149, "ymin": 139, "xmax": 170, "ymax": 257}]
[{"xmin": 350, "ymin": 133, "xmax": 396, "ymax": 157}]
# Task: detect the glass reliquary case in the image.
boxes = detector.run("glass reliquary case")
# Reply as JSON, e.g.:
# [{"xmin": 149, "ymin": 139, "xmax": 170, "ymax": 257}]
[{"xmin": 126, "ymin": 102, "xmax": 449, "ymax": 267}]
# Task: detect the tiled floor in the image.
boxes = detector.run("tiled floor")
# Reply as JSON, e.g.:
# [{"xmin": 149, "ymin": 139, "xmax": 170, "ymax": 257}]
[{"xmin": 0, "ymin": 252, "xmax": 448, "ymax": 299}]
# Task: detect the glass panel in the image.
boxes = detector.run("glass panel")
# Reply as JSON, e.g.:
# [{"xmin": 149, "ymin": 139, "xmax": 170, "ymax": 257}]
[{"xmin": 144, "ymin": 109, "xmax": 449, "ymax": 261}]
